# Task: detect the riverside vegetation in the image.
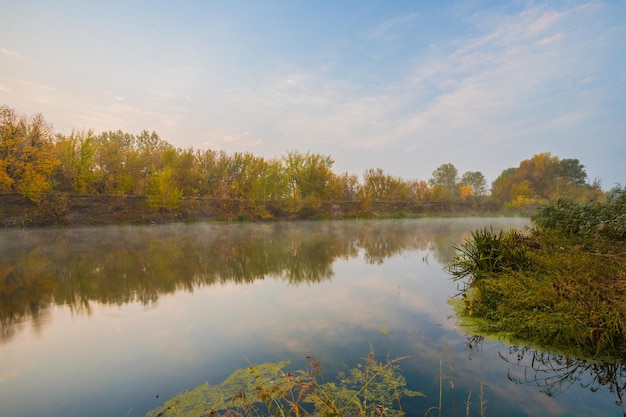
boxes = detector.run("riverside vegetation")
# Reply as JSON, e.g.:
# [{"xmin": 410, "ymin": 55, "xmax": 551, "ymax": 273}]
[
  {"xmin": 0, "ymin": 105, "xmax": 603, "ymax": 224},
  {"xmin": 447, "ymin": 185, "xmax": 626, "ymax": 359}
]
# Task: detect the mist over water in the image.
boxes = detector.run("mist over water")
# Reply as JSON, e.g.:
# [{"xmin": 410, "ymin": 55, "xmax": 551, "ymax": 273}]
[{"xmin": 1, "ymin": 218, "xmax": 623, "ymax": 417}]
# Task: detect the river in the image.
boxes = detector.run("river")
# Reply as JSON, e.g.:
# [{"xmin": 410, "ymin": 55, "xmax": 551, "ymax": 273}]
[{"xmin": 1, "ymin": 218, "xmax": 623, "ymax": 416}]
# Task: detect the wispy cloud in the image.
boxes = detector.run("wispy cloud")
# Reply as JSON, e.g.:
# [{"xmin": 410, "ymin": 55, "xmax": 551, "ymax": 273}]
[
  {"xmin": 369, "ymin": 12, "xmax": 419, "ymax": 39},
  {"xmin": 536, "ymin": 32, "xmax": 564, "ymax": 46},
  {"xmin": 205, "ymin": 2, "xmax": 604, "ymax": 161},
  {"xmin": 1, "ymin": 1, "xmax": 621, "ymax": 185},
  {"xmin": 0, "ymin": 47, "xmax": 22, "ymax": 60},
  {"xmin": 380, "ymin": 4, "xmax": 600, "ymax": 146}
]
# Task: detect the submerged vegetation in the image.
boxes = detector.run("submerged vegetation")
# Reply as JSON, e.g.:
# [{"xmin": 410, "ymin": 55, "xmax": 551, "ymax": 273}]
[
  {"xmin": 146, "ymin": 351, "xmax": 424, "ymax": 417},
  {"xmin": 448, "ymin": 186, "xmax": 626, "ymax": 358}
]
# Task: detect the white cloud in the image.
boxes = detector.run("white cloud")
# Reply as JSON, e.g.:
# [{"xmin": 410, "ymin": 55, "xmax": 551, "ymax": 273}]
[{"xmin": 0, "ymin": 47, "xmax": 22, "ymax": 60}]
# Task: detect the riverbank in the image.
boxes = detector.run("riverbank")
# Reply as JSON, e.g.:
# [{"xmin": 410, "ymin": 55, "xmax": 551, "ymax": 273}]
[
  {"xmin": 448, "ymin": 188, "xmax": 626, "ymax": 359},
  {"xmin": 0, "ymin": 193, "xmax": 502, "ymax": 226}
]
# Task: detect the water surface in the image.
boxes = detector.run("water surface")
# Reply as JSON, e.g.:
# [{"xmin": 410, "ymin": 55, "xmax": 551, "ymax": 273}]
[{"xmin": 1, "ymin": 218, "xmax": 623, "ymax": 416}]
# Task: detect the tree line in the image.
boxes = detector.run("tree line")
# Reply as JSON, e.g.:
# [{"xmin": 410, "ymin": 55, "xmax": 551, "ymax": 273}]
[{"xmin": 0, "ymin": 105, "xmax": 603, "ymax": 212}]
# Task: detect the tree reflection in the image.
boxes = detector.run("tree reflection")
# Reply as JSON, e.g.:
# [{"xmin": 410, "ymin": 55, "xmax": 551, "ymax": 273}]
[
  {"xmin": 496, "ymin": 342, "xmax": 626, "ymax": 410},
  {"xmin": 0, "ymin": 219, "xmax": 504, "ymax": 343}
]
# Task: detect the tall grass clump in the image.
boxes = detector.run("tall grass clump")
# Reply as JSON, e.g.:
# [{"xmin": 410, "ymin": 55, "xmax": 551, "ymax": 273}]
[
  {"xmin": 445, "ymin": 227, "xmax": 531, "ymax": 286},
  {"xmin": 449, "ymin": 186, "xmax": 626, "ymax": 358}
]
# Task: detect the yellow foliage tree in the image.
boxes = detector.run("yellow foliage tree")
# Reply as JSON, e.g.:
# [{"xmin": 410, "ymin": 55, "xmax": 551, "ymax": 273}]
[
  {"xmin": 460, "ymin": 184, "xmax": 473, "ymax": 201},
  {"xmin": 0, "ymin": 106, "xmax": 59, "ymax": 202},
  {"xmin": 147, "ymin": 166, "xmax": 183, "ymax": 212}
]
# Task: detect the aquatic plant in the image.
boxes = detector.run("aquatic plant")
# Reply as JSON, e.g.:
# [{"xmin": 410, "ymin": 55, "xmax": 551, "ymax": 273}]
[{"xmin": 146, "ymin": 350, "xmax": 424, "ymax": 417}]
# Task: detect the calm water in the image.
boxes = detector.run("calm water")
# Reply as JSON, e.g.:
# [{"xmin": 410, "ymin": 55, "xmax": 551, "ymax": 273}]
[{"xmin": 1, "ymin": 218, "xmax": 624, "ymax": 417}]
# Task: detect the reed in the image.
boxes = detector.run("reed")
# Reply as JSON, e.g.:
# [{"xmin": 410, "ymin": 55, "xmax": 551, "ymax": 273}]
[{"xmin": 445, "ymin": 227, "xmax": 531, "ymax": 287}]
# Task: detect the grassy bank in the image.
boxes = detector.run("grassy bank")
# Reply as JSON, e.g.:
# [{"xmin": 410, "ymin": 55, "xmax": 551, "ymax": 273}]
[
  {"xmin": 0, "ymin": 192, "xmax": 503, "ymax": 226},
  {"xmin": 447, "ymin": 186, "xmax": 626, "ymax": 359}
]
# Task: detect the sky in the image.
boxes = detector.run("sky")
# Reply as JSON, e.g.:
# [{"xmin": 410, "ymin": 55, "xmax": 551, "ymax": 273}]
[{"xmin": 1, "ymin": 0, "xmax": 624, "ymax": 188}]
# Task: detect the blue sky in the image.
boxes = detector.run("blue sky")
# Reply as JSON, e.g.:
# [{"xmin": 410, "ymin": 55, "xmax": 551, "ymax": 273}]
[{"xmin": 1, "ymin": 0, "xmax": 624, "ymax": 188}]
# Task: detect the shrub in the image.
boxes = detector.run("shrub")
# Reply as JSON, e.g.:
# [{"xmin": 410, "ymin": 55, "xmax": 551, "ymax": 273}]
[{"xmin": 531, "ymin": 185, "xmax": 626, "ymax": 240}]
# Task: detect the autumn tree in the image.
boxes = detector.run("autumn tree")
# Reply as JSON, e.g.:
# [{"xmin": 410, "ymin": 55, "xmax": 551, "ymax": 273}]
[
  {"xmin": 165, "ymin": 147, "xmax": 198, "ymax": 196},
  {"xmin": 193, "ymin": 149, "xmax": 222, "ymax": 197},
  {"xmin": 491, "ymin": 152, "xmax": 597, "ymax": 208},
  {"xmin": 146, "ymin": 166, "xmax": 183, "ymax": 211},
  {"xmin": 283, "ymin": 151, "xmax": 336, "ymax": 201},
  {"xmin": 210, "ymin": 151, "xmax": 258, "ymax": 199},
  {"xmin": 134, "ymin": 130, "xmax": 172, "ymax": 193},
  {"xmin": 334, "ymin": 172, "xmax": 361, "ymax": 201},
  {"xmin": 360, "ymin": 168, "xmax": 409, "ymax": 201},
  {"xmin": 248, "ymin": 157, "xmax": 289, "ymax": 203},
  {"xmin": 0, "ymin": 106, "xmax": 59, "ymax": 202},
  {"xmin": 92, "ymin": 130, "xmax": 136, "ymax": 194},
  {"xmin": 407, "ymin": 179, "xmax": 432, "ymax": 202},
  {"xmin": 54, "ymin": 130, "xmax": 96, "ymax": 193},
  {"xmin": 490, "ymin": 167, "xmax": 517, "ymax": 204}
]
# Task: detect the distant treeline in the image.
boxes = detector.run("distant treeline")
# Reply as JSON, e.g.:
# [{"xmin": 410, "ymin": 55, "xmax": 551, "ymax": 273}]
[{"xmin": 0, "ymin": 105, "xmax": 604, "ymax": 218}]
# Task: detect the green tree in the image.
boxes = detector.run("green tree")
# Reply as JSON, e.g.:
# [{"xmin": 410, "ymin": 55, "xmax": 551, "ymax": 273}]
[
  {"xmin": 556, "ymin": 158, "xmax": 587, "ymax": 186},
  {"xmin": 459, "ymin": 171, "xmax": 487, "ymax": 198},
  {"xmin": 428, "ymin": 163, "xmax": 459, "ymax": 200},
  {"xmin": 0, "ymin": 106, "xmax": 59, "ymax": 202}
]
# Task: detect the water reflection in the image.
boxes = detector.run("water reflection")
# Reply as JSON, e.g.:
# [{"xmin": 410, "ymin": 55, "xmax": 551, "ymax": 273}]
[
  {"xmin": 459, "ymin": 332, "xmax": 626, "ymax": 415},
  {"xmin": 5, "ymin": 217, "xmax": 625, "ymax": 417},
  {"xmin": 501, "ymin": 345, "xmax": 626, "ymax": 407},
  {"xmin": 1, "ymin": 219, "xmax": 522, "ymax": 344}
]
